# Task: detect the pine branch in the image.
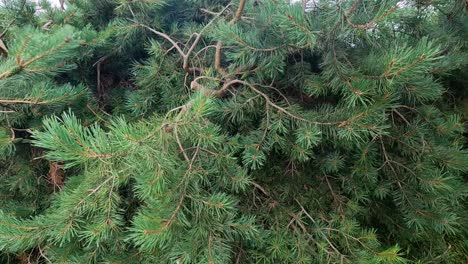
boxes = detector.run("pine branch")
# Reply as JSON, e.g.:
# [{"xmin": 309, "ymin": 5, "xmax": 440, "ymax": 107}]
[
  {"xmin": 0, "ymin": 91, "xmax": 86, "ymax": 105},
  {"xmin": 344, "ymin": 0, "xmax": 400, "ymax": 30},
  {"xmin": 0, "ymin": 36, "xmax": 73, "ymax": 80}
]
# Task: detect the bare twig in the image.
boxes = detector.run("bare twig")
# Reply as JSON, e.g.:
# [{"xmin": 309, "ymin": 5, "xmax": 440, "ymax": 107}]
[{"xmin": 132, "ymin": 4, "xmax": 230, "ymax": 74}]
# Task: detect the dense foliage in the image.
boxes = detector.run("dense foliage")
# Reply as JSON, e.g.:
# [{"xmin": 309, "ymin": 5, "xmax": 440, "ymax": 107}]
[{"xmin": 0, "ymin": 0, "xmax": 467, "ymax": 263}]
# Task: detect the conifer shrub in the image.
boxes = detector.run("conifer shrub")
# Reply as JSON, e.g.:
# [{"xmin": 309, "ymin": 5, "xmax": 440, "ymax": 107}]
[{"xmin": 0, "ymin": 0, "xmax": 467, "ymax": 263}]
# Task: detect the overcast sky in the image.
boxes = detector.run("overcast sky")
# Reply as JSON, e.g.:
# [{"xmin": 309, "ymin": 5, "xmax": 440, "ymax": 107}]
[
  {"xmin": 48, "ymin": 0, "xmax": 61, "ymax": 6},
  {"xmin": 30, "ymin": 0, "xmax": 61, "ymax": 7}
]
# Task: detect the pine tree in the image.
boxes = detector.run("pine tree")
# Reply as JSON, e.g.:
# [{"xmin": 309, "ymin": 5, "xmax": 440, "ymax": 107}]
[{"xmin": 0, "ymin": 0, "xmax": 467, "ymax": 263}]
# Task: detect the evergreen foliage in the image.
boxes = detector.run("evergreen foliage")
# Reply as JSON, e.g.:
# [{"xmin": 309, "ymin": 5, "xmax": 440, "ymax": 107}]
[{"xmin": 0, "ymin": 0, "xmax": 467, "ymax": 263}]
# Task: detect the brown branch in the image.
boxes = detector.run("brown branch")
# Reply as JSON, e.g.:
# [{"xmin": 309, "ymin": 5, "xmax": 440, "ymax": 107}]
[
  {"xmin": 59, "ymin": 0, "xmax": 65, "ymax": 11},
  {"xmin": 286, "ymin": 13, "xmax": 312, "ymax": 35},
  {"xmin": 0, "ymin": 90, "xmax": 86, "ymax": 106},
  {"xmin": 193, "ymin": 44, "xmax": 217, "ymax": 59},
  {"xmin": 344, "ymin": 1, "xmax": 399, "ymax": 30},
  {"xmin": 386, "ymin": 55, "xmax": 426, "ymax": 78},
  {"xmin": 16, "ymin": 36, "xmax": 31, "ymax": 65},
  {"xmin": 214, "ymin": 0, "xmax": 247, "ymax": 77},
  {"xmin": 183, "ymin": 33, "xmax": 203, "ymax": 72},
  {"xmin": 133, "ymin": 4, "xmax": 229, "ymax": 74},
  {"xmin": 146, "ymin": 146, "xmax": 200, "ymax": 235},
  {"xmin": 66, "ymin": 128, "xmax": 114, "ymax": 159},
  {"xmin": 0, "ymin": 20, "xmax": 14, "ymax": 55},
  {"xmin": 214, "ymin": 41, "xmax": 228, "ymax": 76},
  {"xmin": 392, "ymin": 108, "xmax": 410, "ymax": 125},
  {"xmin": 0, "ymin": 99, "xmax": 40, "ymax": 104},
  {"xmin": 174, "ymin": 125, "xmax": 190, "ymax": 162},
  {"xmin": 0, "ymin": 39, "xmax": 7, "ymax": 55},
  {"xmin": 208, "ymin": 234, "xmax": 215, "ymax": 264},
  {"xmin": 200, "ymin": 8, "xmax": 219, "ymax": 16},
  {"xmin": 364, "ymin": 54, "xmax": 428, "ymax": 80},
  {"xmin": 230, "ymin": 0, "xmax": 247, "ymax": 24},
  {"xmin": 191, "ymin": 78, "xmax": 238, "ymax": 97},
  {"xmin": 42, "ymin": 20, "xmax": 53, "ymax": 31},
  {"xmin": 134, "ymin": 21, "xmax": 185, "ymax": 58},
  {"xmin": 86, "ymin": 104, "xmax": 111, "ymax": 125},
  {"xmin": 22, "ymin": 37, "xmax": 72, "ymax": 68},
  {"xmin": 324, "ymin": 175, "xmax": 345, "ymax": 210},
  {"xmin": 191, "ymin": 78, "xmax": 339, "ymax": 126}
]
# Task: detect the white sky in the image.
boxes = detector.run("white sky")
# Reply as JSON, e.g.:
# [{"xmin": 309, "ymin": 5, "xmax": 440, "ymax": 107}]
[{"xmin": 30, "ymin": 0, "xmax": 61, "ymax": 7}]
